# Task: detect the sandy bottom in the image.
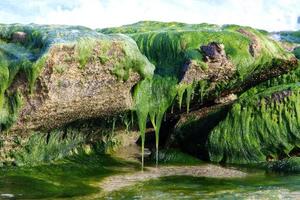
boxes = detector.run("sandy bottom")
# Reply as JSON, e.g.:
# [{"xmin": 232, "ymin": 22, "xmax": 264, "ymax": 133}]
[{"xmin": 99, "ymin": 164, "xmax": 247, "ymax": 192}]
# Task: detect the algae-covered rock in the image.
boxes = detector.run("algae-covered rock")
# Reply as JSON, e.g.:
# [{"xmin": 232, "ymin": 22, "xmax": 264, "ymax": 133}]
[
  {"xmin": 99, "ymin": 22, "xmax": 296, "ymax": 102},
  {"xmin": 1, "ymin": 22, "xmax": 299, "ymax": 167},
  {"xmin": 208, "ymin": 84, "xmax": 300, "ymax": 164},
  {"xmin": 100, "ymin": 21, "xmax": 298, "ymax": 165},
  {"xmin": 0, "ymin": 24, "xmax": 154, "ymax": 132},
  {"xmin": 101, "ymin": 22, "xmax": 294, "ymax": 79},
  {"xmin": 172, "ymin": 63, "xmax": 300, "ymax": 164}
]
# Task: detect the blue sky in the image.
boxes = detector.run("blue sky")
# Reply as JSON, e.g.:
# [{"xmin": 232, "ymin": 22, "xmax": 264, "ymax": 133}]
[{"xmin": 0, "ymin": 0, "xmax": 299, "ymax": 31}]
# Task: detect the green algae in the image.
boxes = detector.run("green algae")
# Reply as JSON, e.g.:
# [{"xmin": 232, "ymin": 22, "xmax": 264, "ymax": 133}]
[
  {"xmin": 99, "ymin": 22, "xmax": 294, "ymax": 122},
  {"xmin": 208, "ymin": 84, "xmax": 300, "ymax": 164},
  {"xmin": 0, "ymin": 53, "xmax": 48, "ymax": 130},
  {"xmin": 0, "ymin": 91, "xmax": 23, "ymax": 131},
  {"xmin": 12, "ymin": 129, "xmax": 86, "ymax": 166},
  {"xmin": 105, "ymin": 172, "xmax": 300, "ymax": 200},
  {"xmin": 23, "ymin": 56, "xmax": 48, "ymax": 92},
  {"xmin": 7, "ymin": 114, "xmax": 141, "ymax": 166},
  {"xmin": 99, "ymin": 21, "xmax": 291, "ymax": 80},
  {"xmin": 0, "ymin": 22, "xmax": 297, "ymax": 169},
  {"xmin": 268, "ymin": 157, "xmax": 300, "ymax": 173},
  {"xmin": 100, "ymin": 21, "xmax": 220, "ymax": 34},
  {"xmin": 176, "ymin": 83, "xmax": 196, "ymax": 113},
  {"xmin": 0, "ymin": 59, "xmax": 9, "ymax": 109},
  {"xmin": 75, "ymin": 38, "xmax": 96, "ymax": 69},
  {"xmin": 75, "ymin": 35, "xmax": 155, "ymax": 79},
  {"xmin": 176, "ymin": 80, "xmax": 209, "ymax": 113},
  {"xmin": 133, "ymin": 76, "xmax": 177, "ymax": 168},
  {"xmin": 294, "ymin": 47, "xmax": 300, "ymax": 59},
  {"xmin": 0, "ymin": 154, "xmax": 138, "ymax": 199}
]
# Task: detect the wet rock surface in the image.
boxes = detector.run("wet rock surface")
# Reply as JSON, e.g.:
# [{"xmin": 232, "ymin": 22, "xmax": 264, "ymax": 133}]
[
  {"xmin": 181, "ymin": 42, "xmax": 235, "ymax": 85},
  {"xmin": 200, "ymin": 42, "xmax": 226, "ymax": 62}
]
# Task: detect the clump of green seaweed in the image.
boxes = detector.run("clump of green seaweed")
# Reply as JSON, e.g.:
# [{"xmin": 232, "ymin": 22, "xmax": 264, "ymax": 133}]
[
  {"xmin": 99, "ymin": 21, "xmax": 291, "ymax": 80},
  {"xmin": 134, "ymin": 75, "xmax": 177, "ymax": 168},
  {"xmin": 12, "ymin": 129, "xmax": 86, "ymax": 166},
  {"xmin": 208, "ymin": 84, "xmax": 300, "ymax": 164}
]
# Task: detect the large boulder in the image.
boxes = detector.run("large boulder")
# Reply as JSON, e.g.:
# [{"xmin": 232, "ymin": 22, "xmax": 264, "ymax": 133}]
[
  {"xmin": 100, "ymin": 21, "xmax": 298, "ymax": 112},
  {"xmin": 0, "ymin": 25, "xmax": 154, "ymax": 133}
]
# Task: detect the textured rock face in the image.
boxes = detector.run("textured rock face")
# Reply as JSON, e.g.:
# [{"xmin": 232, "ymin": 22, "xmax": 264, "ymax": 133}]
[
  {"xmin": 181, "ymin": 42, "xmax": 235, "ymax": 84},
  {"xmin": 200, "ymin": 42, "xmax": 226, "ymax": 62},
  {"xmin": 0, "ymin": 24, "xmax": 154, "ymax": 133},
  {"xmin": 12, "ymin": 32, "xmax": 27, "ymax": 43},
  {"xmin": 5, "ymin": 36, "xmax": 154, "ymax": 132}
]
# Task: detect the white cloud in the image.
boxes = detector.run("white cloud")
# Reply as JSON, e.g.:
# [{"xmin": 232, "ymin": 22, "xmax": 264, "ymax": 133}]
[{"xmin": 0, "ymin": 0, "xmax": 299, "ymax": 31}]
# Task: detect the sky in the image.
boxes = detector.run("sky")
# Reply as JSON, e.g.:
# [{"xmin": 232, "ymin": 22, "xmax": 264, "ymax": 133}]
[{"xmin": 0, "ymin": 0, "xmax": 299, "ymax": 31}]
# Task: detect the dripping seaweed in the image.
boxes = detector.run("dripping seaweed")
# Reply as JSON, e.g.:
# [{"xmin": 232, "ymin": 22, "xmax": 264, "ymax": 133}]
[{"xmin": 133, "ymin": 76, "xmax": 177, "ymax": 168}]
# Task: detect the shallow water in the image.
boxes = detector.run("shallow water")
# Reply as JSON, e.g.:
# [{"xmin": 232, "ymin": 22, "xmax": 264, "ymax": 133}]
[
  {"xmin": 104, "ymin": 174, "xmax": 300, "ymax": 200},
  {"xmin": 0, "ymin": 154, "xmax": 299, "ymax": 200}
]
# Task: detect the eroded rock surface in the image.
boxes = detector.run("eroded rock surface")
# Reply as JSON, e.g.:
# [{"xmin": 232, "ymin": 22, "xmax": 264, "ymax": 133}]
[
  {"xmin": 0, "ymin": 25, "xmax": 154, "ymax": 132},
  {"xmin": 16, "ymin": 44, "xmax": 151, "ymax": 132}
]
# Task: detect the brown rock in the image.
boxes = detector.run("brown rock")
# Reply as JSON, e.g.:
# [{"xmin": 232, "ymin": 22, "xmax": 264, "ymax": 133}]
[
  {"xmin": 237, "ymin": 28, "xmax": 261, "ymax": 57},
  {"xmin": 181, "ymin": 42, "xmax": 235, "ymax": 84},
  {"xmin": 12, "ymin": 32, "xmax": 27, "ymax": 43},
  {"xmin": 9, "ymin": 41, "xmax": 145, "ymax": 132}
]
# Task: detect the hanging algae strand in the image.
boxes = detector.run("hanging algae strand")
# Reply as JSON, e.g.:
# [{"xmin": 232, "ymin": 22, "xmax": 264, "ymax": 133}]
[
  {"xmin": 134, "ymin": 76, "xmax": 177, "ymax": 169},
  {"xmin": 176, "ymin": 82, "xmax": 195, "ymax": 113}
]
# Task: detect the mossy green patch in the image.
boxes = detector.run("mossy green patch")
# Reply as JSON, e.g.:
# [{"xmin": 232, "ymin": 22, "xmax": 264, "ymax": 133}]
[
  {"xmin": 0, "ymin": 59, "xmax": 9, "ymax": 109},
  {"xmin": 0, "ymin": 154, "xmax": 138, "ymax": 199},
  {"xmin": 99, "ymin": 21, "xmax": 291, "ymax": 81},
  {"xmin": 111, "ymin": 35, "xmax": 155, "ymax": 81},
  {"xmin": 12, "ymin": 129, "xmax": 86, "ymax": 166},
  {"xmin": 293, "ymin": 47, "xmax": 300, "ymax": 59},
  {"xmin": 74, "ymin": 36, "xmax": 155, "ymax": 79},
  {"xmin": 75, "ymin": 38, "xmax": 96, "ymax": 69},
  {"xmin": 0, "ymin": 91, "xmax": 22, "ymax": 131},
  {"xmin": 208, "ymin": 84, "xmax": 300, "ymax": 164}
]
